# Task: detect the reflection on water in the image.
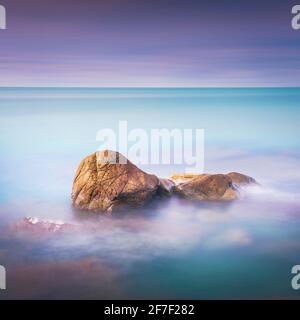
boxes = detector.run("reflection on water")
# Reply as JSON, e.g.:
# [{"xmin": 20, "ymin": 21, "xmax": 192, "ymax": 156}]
[{"xmin": 0, "ymin": 88, "xmax": 300, "ymax": 299}]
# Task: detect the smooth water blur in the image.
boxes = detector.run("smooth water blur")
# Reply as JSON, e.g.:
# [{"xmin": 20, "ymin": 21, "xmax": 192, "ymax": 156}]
[{"xmin": 0, "ymin": 87, "xmax": 300, "ymax": 299}]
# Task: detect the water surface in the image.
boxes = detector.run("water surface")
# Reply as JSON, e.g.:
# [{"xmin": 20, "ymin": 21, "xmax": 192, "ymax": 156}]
[{"xmin": 0, "ymin": 88, "xmax": 300, "ymax": 299}]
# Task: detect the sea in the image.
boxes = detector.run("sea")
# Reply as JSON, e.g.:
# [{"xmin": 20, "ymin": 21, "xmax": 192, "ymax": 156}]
[{"xmin": 0, "ymin": 87, "xmax": 300, "ymax": 299}]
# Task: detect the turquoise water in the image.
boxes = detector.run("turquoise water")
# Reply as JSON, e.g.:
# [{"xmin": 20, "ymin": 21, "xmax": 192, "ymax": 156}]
[{"xmin": 0, "ymin": 87, "xmax": 300, "ymax": 299}]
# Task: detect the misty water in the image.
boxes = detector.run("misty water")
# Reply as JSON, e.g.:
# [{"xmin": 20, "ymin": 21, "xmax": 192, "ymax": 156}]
[{"xmin": 0, "ymin": 88, "xmax": 300, "ymax": 299}]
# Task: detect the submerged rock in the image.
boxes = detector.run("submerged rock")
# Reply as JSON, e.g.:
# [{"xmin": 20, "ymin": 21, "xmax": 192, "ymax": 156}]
[
  {"xmin": 14, "ymin": 217, "xmax": 77, "ymax": 233},
  {"xmin": 72, "ymin": 150, "xmax": 161, "ymax": 213}
]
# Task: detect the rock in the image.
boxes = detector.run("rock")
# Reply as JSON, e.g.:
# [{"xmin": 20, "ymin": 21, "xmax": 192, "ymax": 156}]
[
  {"xmin": 169, "ymin": 174, "xmax": 201, "ymax": 184},
  {"xmin": 227, "ymin": 172, "xmax": 257, "ymax": 186},
  {"xmin": 175, "ymin": 174, "xmax": 238, "ymax": 201},
  {"xmin": 72, "ymin": 150, "xmax": 257, "ymax": 211},
  {"xmin": 170, "ymin": 172, "xmax": 256, "ymax": 186},
  {"xmin": 14, "ymin": 217, "xmax": 77, "ymax": 233},
  {"xmin": 72, "ymin": 150, "xmax": 160, "ymax": 213},
  {"xmin": 157, "ymin": 178, "xmax": 176, "ymax": 196},
  {"xmin": 173, "ymin": 171, "xmax": 257, "ymax": 202}
]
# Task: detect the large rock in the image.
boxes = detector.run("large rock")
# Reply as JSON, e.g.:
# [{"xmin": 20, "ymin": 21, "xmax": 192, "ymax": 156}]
[
  {"xmin": 175, "ymin": 174, "xmax": 238, "ymax": 201},
  {"xmin": 72, "ymin": 150, "xmax": 161, "ymax": 213}
]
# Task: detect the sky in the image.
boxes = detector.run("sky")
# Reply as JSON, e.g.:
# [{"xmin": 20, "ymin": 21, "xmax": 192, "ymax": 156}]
[{"xmin": 0, "ymin": 0, "xmax": 300, "ymax": 87}]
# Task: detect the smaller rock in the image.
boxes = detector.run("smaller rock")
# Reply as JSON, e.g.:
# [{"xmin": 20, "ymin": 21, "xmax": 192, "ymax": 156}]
[
  {"xmin": 175, "ymin": 174, "xmax": 238, "ymax": 201},
  {"xmin": 14, "ymin": 217, "xmax": 77, "ymax": 234},
  {"xmin": 227, "ymin": 172, "xmax": 257, "ymax": 186}
]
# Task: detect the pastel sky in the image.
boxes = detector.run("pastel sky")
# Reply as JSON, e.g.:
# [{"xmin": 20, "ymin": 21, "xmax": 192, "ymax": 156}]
[{"xmin": 0, "ymin": 0, "xmax": 300, "ymax": 87}]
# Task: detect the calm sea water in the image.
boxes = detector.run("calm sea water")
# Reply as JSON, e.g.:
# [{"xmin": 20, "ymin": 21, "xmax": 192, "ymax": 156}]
[{"xmin": 0, "ymin": 87, "xmax": 300, "ymax": 299}]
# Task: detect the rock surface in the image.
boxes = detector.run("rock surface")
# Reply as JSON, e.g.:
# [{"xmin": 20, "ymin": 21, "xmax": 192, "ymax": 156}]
[
  {"xmin": 175, "ymin": 174, "xmax": 238, "ymax": 201},
  {"xmin": 14, "ymin": 217, "xmax": 77, "ymax": 233},
  {"xmin": 170, "ymin": 172, "xmax": 256, "ymax": 187},
  {"xmin": 72, "ymin": 150, "xmax": 257, "ymax": 212},
  {"xmin": 72, "ymin": 150, "xmax": 161, "ymax": 213},
  {"xmin": 170, "ymin": 174, "xmax": 200, "ymax": 184},
  {"xmin": 227, "ymin": 172, "xmax": 257, "ymax": 186},
  {"xmin": 157, "ymin": 178, "xmax": 176, "ymax": 196}
]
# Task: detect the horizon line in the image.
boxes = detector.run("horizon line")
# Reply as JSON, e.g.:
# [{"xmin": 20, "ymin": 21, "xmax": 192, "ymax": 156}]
[{"xmin": 0, "ymin": 86, "xmax": 300, "ymax": 89}]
